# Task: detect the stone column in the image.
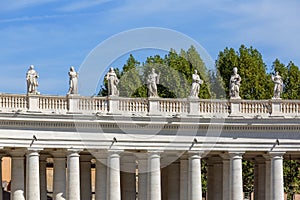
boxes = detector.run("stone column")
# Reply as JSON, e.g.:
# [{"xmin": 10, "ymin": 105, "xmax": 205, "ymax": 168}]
[
  {"xmin": 148, "ymin": 151, "xmax": 162, "ymax": 200},
  {"xmin": 220, "ymin": 154, "xmax": 231, "ymax": 200},
  {"xmin": 254, "ymin": 156, "xmax": 266, "ymax": 200},
  {"xmin": 137, "ymin": 153, "xmax": 148, "ymax": 200},
  {"xmin": 10, "ymin": 150, "xmax": 25, "ymax": 200},
  {"xmin": 207, "ymin": 156, "xmax": 223, "ymax": 200},
  {"xmin": 67, "ymin": 150, "xmax": 81, "ymax": 200},
  {"xmin": 26, "ymin": 149, "xmax": 41, "ymax": 200},
  {"xmin": 80, "ymin": 155, "xmax": 92, "ymax": 200},
  {"xmin": 180, "ymin": 156, "xmax": 188, "ymax": 200},
  {"xmin": 39, "ymin": 154, "xmax": 48, "ymax": 200},
  {"xmin": 52, "ymin": 151, "xmax": 66, "ymax": 200},
  {"xmin": 229, "ymin": 152, "xmax": 244, "ymax": 200},
  {"xmin": 121, "ymin": 155, "xmax": 136, "ymax": 200},
  {"xmin": 269, "ymin": 152, "xmax": 285, "ymax": 200},
  {"xmin": 188, "ymin": 151, "xmax": 202, "ymax": 200},
  {"xmin": 264, "ymin": 155, "xmax": 271, "ymax": 200},
  {"xmin": 95, "ymin": 153, "xmax": 107, "ymax": 200},
  {"xmin": 107, "ymin": 150, "xmax": 122, "ymax": 200},
  {"xmin": 0, "ymin": 154, "xmax": 3, "ymax": 200},
  {"xmin": 167, "ymin": 160, "xmax": 180, "ymax": 200}
]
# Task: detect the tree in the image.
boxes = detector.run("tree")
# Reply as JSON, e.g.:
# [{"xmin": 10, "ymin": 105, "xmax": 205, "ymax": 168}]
[
  {"xmin": 284, "ymin": 159, "xmax": 300, "ymax": 200},
  {"xmin": 118, "ymin": 54, "xmax": 145, "ymax": 97},
  {"xmin": 216, "ymin": 45, "xmax": 273, "ymax": 99},
  {"xmin": 271, "ymin": 59, "xmax": 300, "ymax": 99},
  {"xmin": 243, "ymin": 160, "xmax": 254, "ymax": 198}
]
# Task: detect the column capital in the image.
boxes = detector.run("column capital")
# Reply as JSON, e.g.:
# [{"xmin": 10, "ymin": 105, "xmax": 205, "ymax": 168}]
[
  {"xmin": 27, "ymin": 147, "xmax": 43, "ymax": 153},
  {"xmin": 268, "ymin": 151, "xmax": 285, "ymax": 158},
  {"xmin": 187, "ymin": 150, "xmax": 205, "ymax": 158},
  {"xmin": 228, "ymin": 151, "xmax": 244, "ymax": 159},
  {"xmin": 67, "ymin": 148, "xmax": 83, "ymax": 155}
]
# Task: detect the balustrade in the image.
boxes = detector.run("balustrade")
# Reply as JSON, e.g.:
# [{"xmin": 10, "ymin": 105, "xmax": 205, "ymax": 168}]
[{"xmin": 0, "ymin": 93, "xmax": 299, "ymax": 117}]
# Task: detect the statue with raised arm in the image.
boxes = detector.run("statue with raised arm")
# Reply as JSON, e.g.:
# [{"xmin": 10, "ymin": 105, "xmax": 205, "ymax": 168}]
[
  {"xmin": 106, "ymin": 67, "xmax": 119, "ymax": 96},
  {"xmin": 272, "ymin": 71, "xmax": 283, "ymax": 99},
  {"xmin": 67, "ymin": 66, "xmax": 78, "ymax": 94},
  {"xmin": 26, "ymin": 65, "xmax": 40, "ymax": 95},
  {"xmin": 229, "ymin": 67, "xmax": 241, "ymax": 99},
  {"xmin": 189, "ymin": 69, "xmax": 203, "ymax": 98},
  {"xmin": 147, "ymin": 68, "xmax": 160, "ymax": 97}
]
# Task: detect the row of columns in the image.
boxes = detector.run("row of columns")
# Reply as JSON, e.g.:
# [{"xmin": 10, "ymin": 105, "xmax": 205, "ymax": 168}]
[
  {"xmin": 206, "ymin": 152, "xmax": 285, "ymax": 200},
  {"xmin": 1, "ymin": 149, "xmax": 286, "ymax": 200}
]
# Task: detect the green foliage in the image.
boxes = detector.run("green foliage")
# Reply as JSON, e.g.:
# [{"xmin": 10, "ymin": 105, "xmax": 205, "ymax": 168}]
[
  {"xmin": 284, "ymin": 159, "xmax": 300, "ymax": 200},
  {"xmin": 99, "ymin": 46, "xmax": 212, "ymax": 98},
  {"xmin": 242, "ymin": 160, "xmax": 254, "ymax": 194},
  {"xmin": 216, "ymin": 45, "xmax": 273, "ymax": 99},
  {"xmin": 272, "ymin": 59, "xmax": 300, "ymax": 99},
  {"xmin": 201, "ymin": 159, "xmax": 207, "ymax": 195}
]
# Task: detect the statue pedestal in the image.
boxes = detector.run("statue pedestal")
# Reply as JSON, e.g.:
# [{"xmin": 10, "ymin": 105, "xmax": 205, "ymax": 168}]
[
  {"xmin": 229, "ymin": 99, "xmax": 242, "ymax": 117},
  {"xmin": 148, "ymin": 97, "xmax": 161, "ymax": 116},
  {"xmin": 67, "ymin": 94, "xmax": 81, "ymax": 113},
  {"xmin": 27, "ymin": 94, "xmax": 40, "ymax": 112},
  {"xmin": 188, "ymin": 97, "xmax": 200, "ymax": 116},
  {"xmin": 108, "ymin": 96, "xmax": 120, "ymax": 114},
  {"xmin": 270, "ymin": 98, "xmax": 283, "ymax": 117}
]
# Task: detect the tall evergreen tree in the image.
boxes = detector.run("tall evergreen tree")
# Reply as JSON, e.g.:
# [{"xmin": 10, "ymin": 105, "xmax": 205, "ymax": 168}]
[{"xmin": 216, "ymin": 45, "xmax": 273, "ymax": 99}]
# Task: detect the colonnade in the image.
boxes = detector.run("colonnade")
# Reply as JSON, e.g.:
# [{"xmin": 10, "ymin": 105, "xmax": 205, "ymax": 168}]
[{"xmin": 0, "ymin": 149, "xmax": 286, "ymax": 200}]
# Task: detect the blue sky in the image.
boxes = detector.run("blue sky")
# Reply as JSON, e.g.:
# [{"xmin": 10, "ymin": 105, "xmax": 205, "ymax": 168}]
[{"xmin": 0, "ymin": 0, "xmax": 299, "ymax": 95}]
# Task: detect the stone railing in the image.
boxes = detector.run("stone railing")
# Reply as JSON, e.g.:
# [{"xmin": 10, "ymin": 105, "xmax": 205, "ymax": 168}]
[{"xmin": 0, "ymin": 93, "xmax": 299, "ymax": 117}]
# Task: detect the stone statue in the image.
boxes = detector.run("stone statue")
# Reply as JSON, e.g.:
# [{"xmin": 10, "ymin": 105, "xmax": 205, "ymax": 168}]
[
  {"xmin": 189, "ymin": 69, "xmax": 203, "ymax": 98},
  {"xmin": 67, "ymin": 66, "xmax": 78, "ymax": 94},
  {"xmin": 26, "ymin": 65, "xmax": 40, "ymax": 95},
  {"xmin": 272, "ymin": 71, "xmax": 283, "ymax": 99},
  {"xmin": 229, "ymin": 67, "xmax": 241, "ymax": 99},
  {"xmin": 106, "ymin": 67, "xmax": 119, "ymax": 96},
  {"xmin": 147, "ymin": 68, "xmax": 160, "ymax": 97}
]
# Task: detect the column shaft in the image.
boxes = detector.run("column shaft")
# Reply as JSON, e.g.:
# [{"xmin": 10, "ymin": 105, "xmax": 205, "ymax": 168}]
[
  {"xmin": 180, "ymin": 157, "xmax": 188, "ymax": 200},
  {"xmin": 67, "ymin": 151, "xmax": 80, "ymax": 200},
  {"xmin": 137, "ymin": 154, "xmax": 148, "ymax": 200},
  {"xmin": 148, "ymin": 152, "xmax": 161, "ymax": 200},
  {"xmin": 189, "ymin": 153, "xmax": 202, "ymax": 200},
  {"xmin": 168, "ymin": 161, "xmax": 180, "ymax": 200},
  {"xmin": 108, "ymin": 152, "xmax": 121, "ymax": 200},
  {"xmin": 11, "ymin": 153, "xmax": 25, "ymax": 200},
  {"xmin": 270, "ymin": 153, "xmax": 284, "ymax": 200},
  {"xmin": 53, "ymin": 157, "xmax": 66, "ymax": 199},
  {"xmin": 229, "ymin": 152, "xmax": 243, "ymax": 200},
  {"xmin": 0, "ymin": 155, "xmax": 3, "ymax": 200},
  {"xmin": 26, "ymin": 150, "xmax": 40, "ymax": 200},
  {"xmin": 39, "ymin": 155, "xmax": 48, "ymax": 200},
  {"xmin": 95, "ymin": 158, "xmax": 107, "ymax": 200},
  {"xmin": 80, "ymin": 155, "xmax": 92, "ymax": 200}
]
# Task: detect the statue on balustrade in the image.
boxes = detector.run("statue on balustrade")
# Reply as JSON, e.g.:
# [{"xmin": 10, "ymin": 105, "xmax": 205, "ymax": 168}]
[
  {"xmin": 272, "ymin": 71, "xmax": 283, "ymax": 99},
  {"xmin": 147, "ymin": 68, "xmax": 160, "ymax": 98},
  {"xmin": 106, "ymin": 67, "xmax": 119, "ymax": 96},
  {"xmin": 26, "ymin": 65, "xmax": 40, "ymax": 95},
  {"xmin": 189, "ymin": 69, "xmax": 203, "ymax": 98},
  {"xmin": 229, "ymin": 67, "xmax": 241, "ymax": 99},
  {"xmin": 67, "ymin": 66, "xmax": 78, "ymax": 94}
]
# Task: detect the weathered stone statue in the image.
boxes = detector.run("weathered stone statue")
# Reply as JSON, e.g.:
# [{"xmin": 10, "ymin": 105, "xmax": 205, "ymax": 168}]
[
  {"xmin": 147, "ymin": 68, "xmax": 160, "ymax": 97},
  {"xmin": 106, "ymin": 67, "xmax": 119, "ymax": 96},
  {"xmin": 229, "ymin": 67, "xmax": 241, "ymax": 99},
  {"xmin": 189, "ymin": 69, "xmax": 203, "ymax": 98},
  {"xmin": 272, "ymin": 71, "xmax": 283, "ymax": 99},
  {"xmin": 26, "ymin": 65, "xmax": 40, "ymax": 95},
  {"xmin": 67, "ymin": 66, "xmax": 78, "ymax": 94}
]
